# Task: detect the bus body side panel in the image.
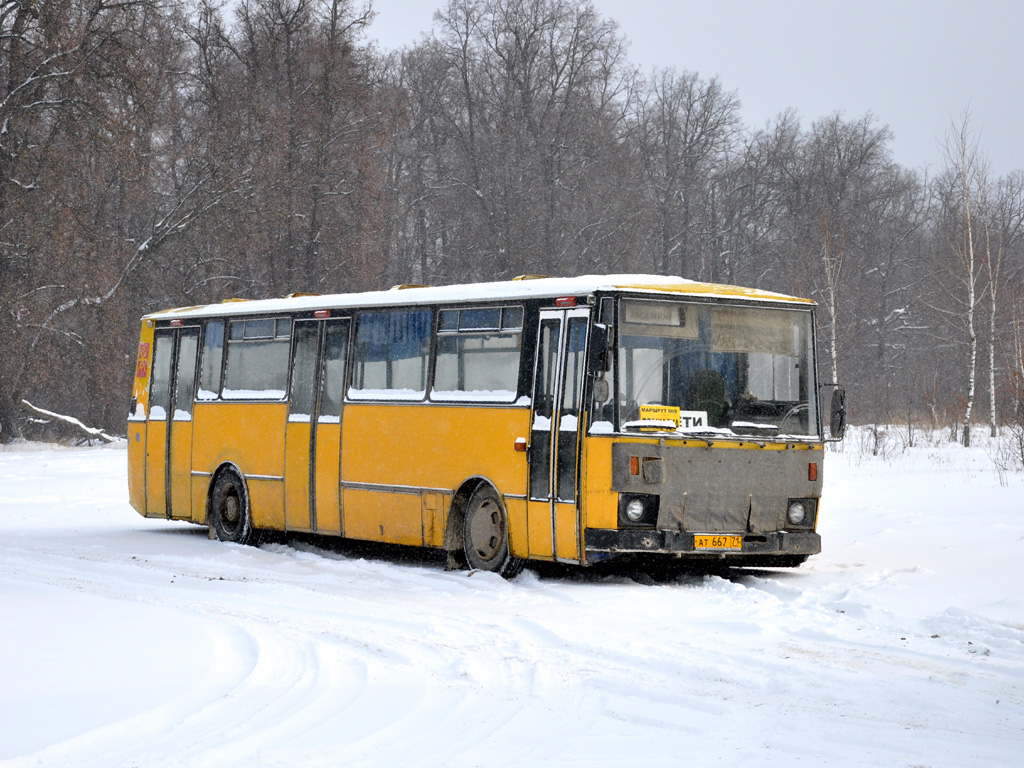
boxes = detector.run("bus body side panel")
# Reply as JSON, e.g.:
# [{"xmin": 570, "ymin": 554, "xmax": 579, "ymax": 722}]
[
  {"xmin": 554, "ymin": 501, "xmax": 578, "ymax": 562},
  {"xmin": 341, "ymin": 488, "xmax": 421, "ymax": 544},
  {"xmin": 127, "ymin": 420, "xmax": 148, "ymax": 515},
  {"xmin": 341, "ymin": 403, "xmax": 530, "ymax": 550},
  {"xmin": 168, "ymin": 421, "xmax": 193, "ymax": 520},
  {"xmin": 127, "ymin": 322, "xmax": 155, "ymax": 516},
  {"xmin": 314, "ymin": 422, "xmax": 342, "ymax": 534},
  {"xmin": 190, "ymin": 469, "xmax": 208, "ymax": 525},
  {"xmin": 504, "ymin": 498, "xmax": 528, "ymax": 559},
  {"xmin": 284, "ymin": 421, "xmax": 313, "ymax": 531},
  {"xmin": 581, "ymin": 434, "xmax": 617, "ymax": 534},
  {"xmin": 144, "ymin": 419, "xmax": 167, "ymax": 518},
  {"xmin": 191, "ymin": 401, "xmax": 288, "ymax": 529},
  {"xmin": 420, "ymin": 491, "xmax": 446, "ymax": 548}
]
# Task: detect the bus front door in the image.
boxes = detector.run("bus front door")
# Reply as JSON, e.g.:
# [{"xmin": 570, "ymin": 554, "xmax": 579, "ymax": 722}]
[
  {"xmin": 284, "ymin": 319, "xmax": 350, "ymax": 533},
  {"xmin": 528, "ymin": 308, "xmax": 589, "ymax": 563},
  {"xmin": 144, "ymin": 326, "xmax": 199, "ymax": 519}
]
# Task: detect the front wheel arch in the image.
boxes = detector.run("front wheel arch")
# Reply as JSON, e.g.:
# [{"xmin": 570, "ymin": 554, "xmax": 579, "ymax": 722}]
[
  {"xmin": 442, "ymin": 476, "xmax": 505, "ymax": 554},
  {"xmin": 207, "ymin": 465, "xmax": 260, "ymax": 546},
  {"xmin": 461, "ymin": 483, "xmax": 523, "ymax": 578}
]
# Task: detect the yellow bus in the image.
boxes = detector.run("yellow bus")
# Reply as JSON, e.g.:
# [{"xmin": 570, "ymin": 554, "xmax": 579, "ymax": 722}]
[{"xmin": 127, "ymin": 275, "xmax": 845, "ymax": 575}]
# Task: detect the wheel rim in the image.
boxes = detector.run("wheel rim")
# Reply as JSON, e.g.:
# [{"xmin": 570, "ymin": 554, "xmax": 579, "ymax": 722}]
[
  {"xmin": 467, "ymin": 497, "xmax": 504, "ymax": 564},
  {"xmin": 220, "ymin": 488, "xmax": 240, "ymax": 535}
]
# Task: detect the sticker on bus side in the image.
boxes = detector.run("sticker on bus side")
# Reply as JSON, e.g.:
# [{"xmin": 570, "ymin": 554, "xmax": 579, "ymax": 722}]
[{"xmin": 135, "ymin": 342, "xmax": 150, "ymax": 379}]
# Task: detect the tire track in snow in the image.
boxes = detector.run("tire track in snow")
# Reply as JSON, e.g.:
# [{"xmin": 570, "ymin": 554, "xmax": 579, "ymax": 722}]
[
  {"xmin": 4, "ymin": 447, "xmax": 1024, "ymax": 767},
  {"xmin": 1, "ymin": 534, "xmax": 579, "ymax": 767}
]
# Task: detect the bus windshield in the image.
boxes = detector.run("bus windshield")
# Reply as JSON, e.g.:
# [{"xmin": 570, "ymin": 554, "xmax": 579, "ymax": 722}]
[{"xmin": 616, "ymin": 300, "xmax": 819, "ymax": 438}]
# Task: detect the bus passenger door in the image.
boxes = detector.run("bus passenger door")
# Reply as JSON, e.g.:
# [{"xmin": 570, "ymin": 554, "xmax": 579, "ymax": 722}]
[
  {"xmin": 145, "ymin": 326, "xmax": 199, "ymax": 519},
  {"xmin": 285, "ymin": 319, "xmax": 349, "ymax": 533},
  {"xmin": 315, "ymin": 321, "xmax": 348, "ymax": 534},
  {"xmin": 168, "ymin": 328, "xmax": 199, "ymax": 519},
  {"xmin": 528, "ymin": 308, "xmax": 590, "ymax": 563}
]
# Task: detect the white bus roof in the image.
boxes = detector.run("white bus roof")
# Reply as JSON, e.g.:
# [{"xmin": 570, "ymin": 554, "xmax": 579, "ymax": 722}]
[{"xmin": 148, "ymin": 274, "xmax": 815, "ymax": 320}]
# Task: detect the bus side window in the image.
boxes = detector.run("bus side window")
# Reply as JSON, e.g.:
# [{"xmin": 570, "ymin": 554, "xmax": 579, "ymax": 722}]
[
  {"xmin": 198, "ymin": 321, "xmax": 224, "ymax": 400},
  {"xmin": 173, "ymin": 329, "xmax": 199, "ymax": 420},
  {"xmin": 319, "ymin": 323, "xmax": 348, "ymax": 419},
  {"xmin": 432, "ymin": 305, "xmax": 522, "ymax": 402},
  {"xmin": 349, "ymin": 310, "xmax": 431, "ymax": 399},
  {"xmin": 561, "ymin": 318, "xmax": 587, "ymax": 419},
  {"xmin": 222, "ymin": 318, "xmax": 291, "ymax": 400},
  {"xmin": 289, "ymin": 323, "xmax": 320, "ymax": 419},
  {"xmin": 149, "ymin": 333, "xmax": 173, "ymax": 420}
]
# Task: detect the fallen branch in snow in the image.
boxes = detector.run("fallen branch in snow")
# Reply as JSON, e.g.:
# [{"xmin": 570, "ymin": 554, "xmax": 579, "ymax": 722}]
[{"xmin": 20, "ymin": 400, "xmax": 117, "ymax": 443}]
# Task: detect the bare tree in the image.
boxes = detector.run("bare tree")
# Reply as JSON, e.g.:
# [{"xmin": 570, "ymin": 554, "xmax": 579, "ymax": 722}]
[
  {"xmin": 781, "ymin": 113, "xmax": 892, "ymax": 388},
  {"xmin": 0, "ymin": 0, "xmax": 178, "ymax": 438},
  {"xmin": 391, "ymin": 0, "xmax": 641, "ymax": 283},
  {"xmin": 979, "ymin": 172, "xmax": 1024, "ymax": 435},
  {"xmin": 0, "ymin": 0, "xmax": 386, "ymax": 440},
  {"xmin": 931, "ymin": 112, "xmax": 988, "ymax": 446},
  {"xmin": 631, "ymin": 68, "xmax": 740, "ymax": 278}
]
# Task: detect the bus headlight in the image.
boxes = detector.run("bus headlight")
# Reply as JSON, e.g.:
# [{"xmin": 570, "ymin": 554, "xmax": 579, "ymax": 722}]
[
  {"xmin": 618, "ymin": 494, "xmax": 659, "ymax": 528},
  {"xmin": 786, "ymin": 498, "xmax": 817, "ymax": 528},
  {"xmin": 787, "ymin": 501, "xmax": 806, "ymax": 525},
  {"xmin": 626, "ymin": 499, "xmax": 645, "ymax": 522}
]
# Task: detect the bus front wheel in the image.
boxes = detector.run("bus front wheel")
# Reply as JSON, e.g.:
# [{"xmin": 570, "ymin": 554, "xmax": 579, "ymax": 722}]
[
  {"xmin": 463, "ymin": 485, "xmax": 522, "ymax": 578},
  {"xmin": 209, "ymin": 468, "xmax": 259, "ymax": 546}
]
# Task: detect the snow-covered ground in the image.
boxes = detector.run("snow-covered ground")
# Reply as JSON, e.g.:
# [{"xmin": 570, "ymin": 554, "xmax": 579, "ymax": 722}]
[{"xmin": 1, "ymin": 429, "xmax": 1022, "ymax": 767}]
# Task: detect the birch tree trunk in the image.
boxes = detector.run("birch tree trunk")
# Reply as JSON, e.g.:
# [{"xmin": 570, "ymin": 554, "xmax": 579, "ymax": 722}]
[
  {"xmin": 822, "ymin": 218, "xmax": 843, "ymax": 386},
  {"xmin": 986, "ymin": 225, "xmax": 1000, "ymax": 438},
  {"xmin": 980, "ymin": 173, "xmax": 1024, "ymax": 438},
  {"xmin": 960, "ymin": 174, "xmax": 977, "ymax": 448},
  {"xmin": 945, "ymin": 114, "xmax": 982, "ymax": 448}
]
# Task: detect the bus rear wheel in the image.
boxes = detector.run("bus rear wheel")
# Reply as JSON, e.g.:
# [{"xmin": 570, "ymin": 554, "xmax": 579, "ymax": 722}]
[
  {"xmin": 463, "ymin": 485, "xmax": 522, "ymax": 578},
  {"xmin": 210, "ymin": 468, "xmax": 259, "ymax": 545}
]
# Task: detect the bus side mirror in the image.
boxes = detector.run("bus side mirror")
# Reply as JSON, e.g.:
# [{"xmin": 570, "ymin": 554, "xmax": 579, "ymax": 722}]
[
  {"xmin": 829, "ymin": 386, "xmax": 847, "ymax": 440},
  {"xmin": 589, "ymin": 323, "xmax": 610, "ymax": 374}
]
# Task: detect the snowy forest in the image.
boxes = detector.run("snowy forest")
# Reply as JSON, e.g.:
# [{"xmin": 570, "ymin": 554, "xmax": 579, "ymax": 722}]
[{"xmin": 1, "ymin": 0, "xmax": 1022, "ymax": 446}]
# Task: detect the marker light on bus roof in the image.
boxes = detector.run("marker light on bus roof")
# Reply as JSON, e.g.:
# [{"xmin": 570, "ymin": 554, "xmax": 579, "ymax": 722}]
[{"xmin": 554, "ymin": 297, "xmax": 576, "ymax": 307}]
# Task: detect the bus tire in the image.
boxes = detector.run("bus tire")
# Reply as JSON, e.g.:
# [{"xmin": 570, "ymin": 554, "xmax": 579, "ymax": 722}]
[
  {"xmin": 463, "ymin": 485, "xmax": 522, "ymax": 578},
  {"xmin": 209, "ymin": 468, "xmax": 259, "ymax": 546}
]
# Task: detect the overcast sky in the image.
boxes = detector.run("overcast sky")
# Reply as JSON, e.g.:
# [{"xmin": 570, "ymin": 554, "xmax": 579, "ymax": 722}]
[{"xmin": 366, "ymin": 0, "xmax": 1024, "ymax": 177}]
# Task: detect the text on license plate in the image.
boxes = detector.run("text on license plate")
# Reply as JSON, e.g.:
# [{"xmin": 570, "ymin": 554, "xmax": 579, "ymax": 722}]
[{"xmin": 693, "ymin": 534, "xmax": 742, "ymax": 550}]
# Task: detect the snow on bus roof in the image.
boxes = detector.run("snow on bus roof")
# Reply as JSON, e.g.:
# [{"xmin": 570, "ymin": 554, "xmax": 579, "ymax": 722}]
[{"xmin": 148, "ymin": 274, "xmax": 814, "ymax": 320}]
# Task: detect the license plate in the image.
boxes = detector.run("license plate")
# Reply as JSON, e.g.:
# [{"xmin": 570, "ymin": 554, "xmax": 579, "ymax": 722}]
[{"xmin": 693, "ymin": 534, "xmax": 742, "ymax": 550}]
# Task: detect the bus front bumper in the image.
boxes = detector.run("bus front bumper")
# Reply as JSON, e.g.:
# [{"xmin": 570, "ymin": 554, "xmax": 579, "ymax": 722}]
[{"xmin": 584, "ymin": 528, "xmax": 821, "ymax": 559}]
